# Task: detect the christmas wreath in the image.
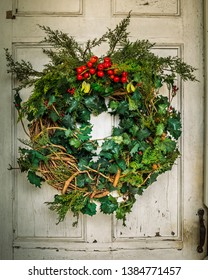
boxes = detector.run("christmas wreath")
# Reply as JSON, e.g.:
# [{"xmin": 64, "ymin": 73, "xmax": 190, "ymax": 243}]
[{"xmin": 6, "ymin": 13, "xmax": 196, "ymax": 226}]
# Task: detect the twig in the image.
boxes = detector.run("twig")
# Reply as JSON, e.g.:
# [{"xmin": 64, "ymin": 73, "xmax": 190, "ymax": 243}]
[
  {"xmin": 113, "ymin": 168, "xmax": 121, "ymax": 187},
  {"xmin": 62, "ymin": 171, "xmax": 80, "ymax": 194},
  {"xmin": 7, "ymin": 164, "xmax": 20, "ymax": 170}
]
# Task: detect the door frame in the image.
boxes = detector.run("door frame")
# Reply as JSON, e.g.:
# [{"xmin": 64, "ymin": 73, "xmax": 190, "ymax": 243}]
[
  {"xmin": 203, "ymin": 0, "xmax": 208, "ymax": 257},
  {"xmin": 0, "ymin": 0, "xmax": 13, "ymax": 260}
]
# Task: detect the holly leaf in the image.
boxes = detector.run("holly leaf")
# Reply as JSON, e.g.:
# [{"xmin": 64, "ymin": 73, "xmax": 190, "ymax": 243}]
[
  {"xmin": 27, "ymin": 170, "xmax": 44, "ymax": 187},
  {"xmin": 116, "ymin": 100, "xmax": 129, "ymax": 115},
  {"xmin": 155, "ymin": 77, "xmax": 162, "ymax": 88},
  {"xmin": 66, "ymin": 99, "xmax": 79, "ymax": 113},
  {"xmin": 100, "ymin": 195, "xmax": 118, "ymax": 214}
]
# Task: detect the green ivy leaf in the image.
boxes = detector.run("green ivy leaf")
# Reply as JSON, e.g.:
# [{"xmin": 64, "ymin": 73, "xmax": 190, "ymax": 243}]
[
  {"xmin": 84, "ymin": 95, "xmax": 107, "ymax": 115},
  {"xmin": 65, "ymin": 128, "xmax": 73, "ymax": 138},
  {"xmin": 108, "ymin": 163, "xmax": 119, "ymax": 174},
  {"xmin": 109, "ymin": 100, "xmax": 119, "ymax": 111},
  {"xmin": 130, "ymin": 143, "xmax": 140, "ymax": 155},
  {"xmin": 69, "ymin": 138, "xmax": 82, "ymax": 148},
  {"xmin": 116, "ymin": 159, "xmax": 126, "ymax": 171},
  {"xmin": 81, "ymin": 200, "xmax": 97, "ymax": 216},
  {"xmin": 128, "ymin": 97, "xmax": 138, "ymax": 111},
  {"xmin": 48, "ymin": 95, "xmax": 56, "ymax": 106},
  {"xmin": 137, "ymin": 128, "xmax": 151, "ymax": 140},
  {"xmin": 167, "ymin": 116, "xmax": 182, "ymax": 139},
  {"xmin": 100, "ymin": 195, "xmax": 118, "ymax": 214},
  {"xmin": 158, "ymin": 138, "xmax": 177, "ymax": 153},
  {"xmin": 78, "ymin": 124, "xmax": 92, "ymax": 141},
  {"xmin": 62, "ymin": 113, "xmax": 75, "ymax": 129},
  {"xmin": 156, "ymin": 123, "xmax": 165, "ymax": 136},
  {"xmin": 49, "ymin": 110, "xmax": 59, "ymax": 122},
  {"xmin": 158, "ymin": 104, "xmax": 168, "ymax": 115},
  {"xmin": 27, "ymin": 171, "xmax": 44, "ymax": 187},
  {"xmin": 112, "ymin": 136, "xmax": 123, "ymax": 144},
  {"xmin": 82, "ymin": 141, "xmax": 97, "ymax": 152}
]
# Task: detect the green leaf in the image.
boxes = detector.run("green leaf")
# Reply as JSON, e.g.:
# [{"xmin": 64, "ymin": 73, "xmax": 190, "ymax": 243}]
[
  {"xmin": 14, "ymin": 91, "xmax": 22, "ymax": 110},
  {"xmin": 48, "ymin": 95, "xmax": 56, "ymax": 106},
  {"xmin": 81, "ymin": 200, "xmax": 97, "ymax": 216},
  {"xmin": 108, "ymin": 164, "xmax": 119, "ymax": 174},
  {"xmin": 109, "ymin": 100, "xmax": 119, "ymax": 111},
  {"xmin": 130, "ymin": 143, "xmax": 140, "ymax": 155},
  {"xmin": 62, "ymin": 113, "xmax": 75, "ymax": 129},
  {"xmin": 49, "ymin": 110, "xmax": 59, "ymax": 122},
  {"xmin": 78, "ymin": 107, "xmax": 91, "ymax": 122},
  {"xmin": 157, "ymin": 138, "xmax": 177, "ymax": 153},
  {"xmin": 167, "ymin": 116, "xmax": 182, "ymax": 139},
  {"xmin": 84, "ymin": 95, "xmax": 107, "ymax": 115},
  {"xmin": 66, "ymin": 99, "xmax": 79, "ymax": 113},
  {"xmin": 100, "ymin": 195, "xmax": 118, "ymax": 214},
  {"xmin": 116, "ymin": 196, "xmax": 136, "ymax": 226},
  {"xmin": 116, "ymin": 159, "xmax": 126, "ymax": 171},
  {"xmin": 78, "ymin": 124, "xmax": 92, "ymax": 141},
  {"xmin": 65, "ymin": 128, "xmax": 73, "ymax": 138},
  {"xmin": 83, "ymin": 141, "xmax": 97, "ymax": 152},
  {"xmin": 158, "ymin": 104, "xmax": 168, "ymax": 115},
  {"xmin": 116, "ymin": 100, "xmax": 129, "ymax": 115},
  {"xmin": 156, "ymin": 123, "xmax": 165, "ymax": 136},
  {"xmin": 120, "ymin": 172, "xmax": 143, "ymax": 186},
  {"xmin": 27, "ymin": 171, "xmax": 44, "ymax": 187},
  {"xmin": 128, "ymin": 97, "xmax": 138, "ymax": 111},
  {"xmin": 137, "ymin": 128, "xmax": 151, "ymax": 140},
  {"xmin": 69, "ymin": 138, "xmax": 82, "ymax": 148},
  {"xmin": 155, "ymin": 77, "xmax": 162, "ymax": 88},
  {"xmin": 112, "ymin": 136, "xmax": 123, "ymax": 144}
]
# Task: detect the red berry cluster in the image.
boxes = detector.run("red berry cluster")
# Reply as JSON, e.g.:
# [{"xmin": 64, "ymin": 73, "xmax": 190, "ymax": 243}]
[{"xmin": 76, "ymin": 56, "xmax": 128, "ymax": 83}]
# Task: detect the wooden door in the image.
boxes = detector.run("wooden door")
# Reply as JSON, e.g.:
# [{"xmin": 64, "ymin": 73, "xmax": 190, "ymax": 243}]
[{"xmin": 0, "ymin": 0, "xmax": 206, "ymax": 259}]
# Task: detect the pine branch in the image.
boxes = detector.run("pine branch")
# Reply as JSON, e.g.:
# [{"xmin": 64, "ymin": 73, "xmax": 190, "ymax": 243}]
[
  {"xmin": 159, "ymin": 56, "xmax": 198, "ymax": 82},
  {"xmin": 39, "ymin": 25, "xmax": 84, "ymax": 61},
  {"xmin": 106, "ymin": 11, "xmax": 131, "ymax": 56},
  {"xmin": 82, "ymin": 35, "xmax": 108, "ymax": 60},
  {"xmin": 111, "ymin": 39, "xmax": 155, "ymax": 62},
  {"xmin": 5, "ymin": 48, "xmax": 42, "ymax": 88}
]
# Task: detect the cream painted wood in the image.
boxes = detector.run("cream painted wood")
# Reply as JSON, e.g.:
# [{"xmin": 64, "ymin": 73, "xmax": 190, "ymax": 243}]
[
  {"xmin": 0, "ymin": 0, "xmax": 14, "ymax": 260},
  {"xmin": 204, "ymin": 0, "xmax": 208, "ymax": 208},
  {"xmin": 0, "ymin": 0, "xmax": 206, "ymax": 259}
]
